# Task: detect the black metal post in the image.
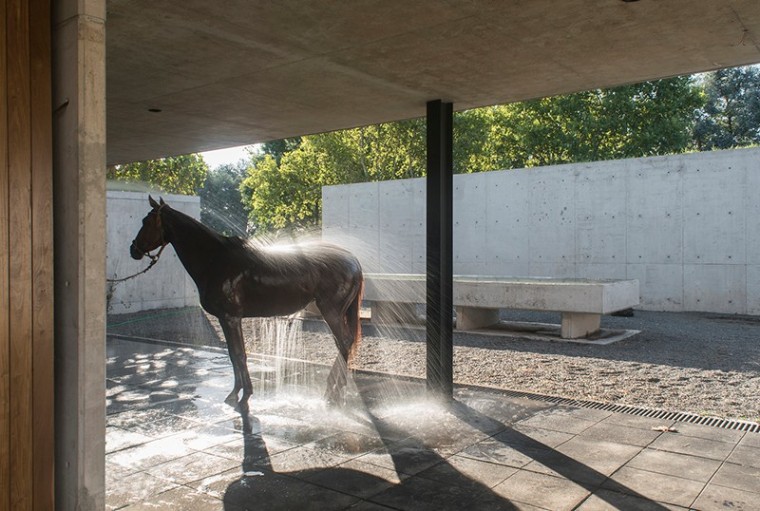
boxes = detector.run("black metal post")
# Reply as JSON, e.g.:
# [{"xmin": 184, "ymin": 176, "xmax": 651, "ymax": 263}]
[{"xmin": 426, "ymin": 100, "xmax": 454, "ymax": 399}]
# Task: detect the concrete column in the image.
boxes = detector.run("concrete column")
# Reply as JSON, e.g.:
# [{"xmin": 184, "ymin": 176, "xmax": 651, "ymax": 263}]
[
  {"xmin": 53, "ymin": 0, "xmax": 107, "ymax": 509},
  {"xmin": 455, "ymin": 307, "xmax": 500, "ymax": 331},
  {"xmin": 561, "ymin": 312, "xmax": 601, "ymax": 339},
  {"xmin": 372, "ymin": 302, "xmax": 419, "ymax": 325},
  {"xmin": 426, "ymin": 100, "xmax": 454, "ymax": 399}
]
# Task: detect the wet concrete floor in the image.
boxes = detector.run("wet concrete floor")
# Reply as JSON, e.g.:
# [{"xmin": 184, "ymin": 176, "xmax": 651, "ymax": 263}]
[{"xmin": 106, "ymin": 336, "xmax": 760, "ymax": 510}]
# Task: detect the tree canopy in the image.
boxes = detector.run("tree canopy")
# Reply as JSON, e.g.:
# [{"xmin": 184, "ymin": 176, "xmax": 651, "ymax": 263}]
[
  {"xmin": 107, "ymin": 154, "xmax": 208, "ymax": 195},
  {"xmin": 199, "ymin": 161, "xmax": 249, "ymax": 236},
  {"xmin": 693, "ymin": 66, "xmax": 760, "ymax": 150},
  {"xmin": 240, "ymin": 75, "xmax": 704, "ymax": 231}
]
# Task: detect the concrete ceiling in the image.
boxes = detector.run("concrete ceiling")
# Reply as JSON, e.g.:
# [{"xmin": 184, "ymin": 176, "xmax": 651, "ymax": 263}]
[{"xmin": 106, "ymin": 0, "xmax": 760, "ymax": 165}]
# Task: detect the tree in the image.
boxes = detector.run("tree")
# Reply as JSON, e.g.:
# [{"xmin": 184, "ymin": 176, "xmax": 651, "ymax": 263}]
[
  {"xmin": 107, "ymin": 154, "xmax": 208, "ymax": 195},
  {"xmin": 261, "ymin": 137, "xmax": 303, "ymax": 164},
  {"xmin": 240, "ymin": 76, "xmax": 703, "ymax": 232},
  {"xmin": 240, "ymin": 120, "xmax": 426, "ymax": 231},
  {"xmin": 457, "ymin": 76, "xmax": 702, "ymax": 171},
  {"xmin": 199, "ymin": 161, "xmax": 249, "ymax": 236},
  {"xmin": 693, "ymin": 66, "xmax": 760, "ymax": 150}
]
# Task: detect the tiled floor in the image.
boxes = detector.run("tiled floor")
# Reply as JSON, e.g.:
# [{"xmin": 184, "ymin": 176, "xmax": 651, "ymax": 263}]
[{"xmin": 106, "ymin": 337, "xmax": 760, "ymax": 510}]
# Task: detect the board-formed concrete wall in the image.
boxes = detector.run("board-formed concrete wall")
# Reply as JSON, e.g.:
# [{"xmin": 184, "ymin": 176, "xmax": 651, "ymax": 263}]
[
  {"xmin": 323, "ymin": 147, "xmax": 760, "ymax": 314},
  {"xmin": 106, "ymin": 190, "xmax": 200, "ymax": 314}
]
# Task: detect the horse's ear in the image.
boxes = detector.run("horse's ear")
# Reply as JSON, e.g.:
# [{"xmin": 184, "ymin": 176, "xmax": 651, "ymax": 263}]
[
  {"xmin": 149, "ymin": 195, "xmax": 159, "ymax": 209},
  {"xmin": 159, "ymin": 197, "xmax": 166, "ymax": 207}
]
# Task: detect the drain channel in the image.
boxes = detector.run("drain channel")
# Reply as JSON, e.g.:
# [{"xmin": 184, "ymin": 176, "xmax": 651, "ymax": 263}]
[{"xmin": 495, "ymin": 388, "xmax": 760, "ymax": 433}]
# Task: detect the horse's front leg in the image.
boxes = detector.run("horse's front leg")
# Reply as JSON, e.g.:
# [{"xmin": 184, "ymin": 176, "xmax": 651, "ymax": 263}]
[{"xmin": 219, "ymin": 315, "xmax": 253, "ymax": 409}]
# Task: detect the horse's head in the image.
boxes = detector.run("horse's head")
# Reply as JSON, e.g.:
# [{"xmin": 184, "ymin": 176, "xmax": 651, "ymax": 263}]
[{"xmin": 130, "ymin": 196, "xmax": 167, "ymax": 260}]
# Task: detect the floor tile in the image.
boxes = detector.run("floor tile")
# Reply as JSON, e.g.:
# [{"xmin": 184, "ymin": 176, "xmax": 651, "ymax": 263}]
[
  {"xmin": 107, "ymin": 437, "xmax": 196, "ymax": 472},
  {"xmin": 230, "ymin": 469, "xmax": 360, "ymax": 511},
  {"xmin": 145, "ymin": 451, "xmax": 240, "ymax": 486},
  {"xmin": 602, "ymin": 413, "xmax": 676, "ymax": 431},
  {"xmin": 580, "ymin": 420, "xmax": 661, "ymax": 447},
  {"xmin": 107, "ymin": 407, "xmax": 200, "ymax": 439},
  {"xmin": 692, "ymin": 483, "xmax": 760, "ymax": 511},
  {"xmin": 105, "ymin": 470, "xmax": 178, "ymax": 510},
  {"xmin": 725, "ymin": 444, "xmax": 760, "ymax": 468},
  {"xmin": 492, "ymin": 470, "xmax": 590, "ymax": 511},
  {"xmin": 673, "ymin": 422, "xmax": 746, "ymax": 443},
  {"xmin": 298, "ymin": 459, "xmax": 403, "ymax": 499},
  {"xmin": 710, "ymin": 461, "xmax": 760, "ymax": 493},
  {"xmin": 458, "ymin": 435, "xmax": 553, "ymax": 469},
  {"xmin": 416, "ymin": 454, "xmax": 519, "ymax": 490},
  {"xmin": 357, "ymin": 441, "xmax": 447, "ymax": 476},
  {"xmin": 601, "ymin": 466, "xmax": 705, "ymax": 508},
  {"xmin": 517, "ymin": 409, "xmax": 598, "ymax": 435},
  {"xmin": 120, "ymin": 486, "xmax": 228, "ymax": 511},
  {"xmin": 106, "ymin": 425, "xmax": 153, "ymax": 454},
  {"xmin": 649, "ymin": 432, "xmax": 735, "ymax": 460},
  {"xmin": 524, "ymin": 437, "xmax": 641, "ymax": 486},
  {"xmin": 576, "ymin": 489, "xmax": 688, "ymax": 510},
  {"xmin": 262, "ymin": 443, "xmax": 352, "ymax": 473},
  {"xmin": 626, "ymin": 448, "xmax": 722, "ymax": 482},
  {"xmin": 370, "ymin": 473, "xmax": 517, "ymax": 511},
  {"xmin": 169, "ymin": 423, "xmax": 242, "ymax": 451},
  {"xmin": 738, "ymin": 433, "xmax": 760, "ymax": 449}
]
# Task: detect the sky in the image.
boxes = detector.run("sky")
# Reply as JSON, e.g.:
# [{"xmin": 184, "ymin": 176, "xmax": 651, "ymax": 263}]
[{"xmin": 200, "ymin": 144, "xmax": 256, "ymax": 169}]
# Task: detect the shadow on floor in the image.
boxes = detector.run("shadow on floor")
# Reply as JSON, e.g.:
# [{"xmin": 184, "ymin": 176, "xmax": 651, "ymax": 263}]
[{"xmin": 106, "ymin": 336, "xmax": 759, "ymax": 510}]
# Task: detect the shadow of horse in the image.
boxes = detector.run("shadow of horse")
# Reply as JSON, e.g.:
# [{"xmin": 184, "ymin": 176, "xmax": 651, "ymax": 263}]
[{"xmin": 222, "ymin": 380, "xmax": 672, "ymax": 511}]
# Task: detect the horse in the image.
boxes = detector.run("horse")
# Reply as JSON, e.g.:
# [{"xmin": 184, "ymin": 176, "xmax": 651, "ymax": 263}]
[{"xmin": 129, "ymin": 196, "xmax": 364, "ymax": 410}]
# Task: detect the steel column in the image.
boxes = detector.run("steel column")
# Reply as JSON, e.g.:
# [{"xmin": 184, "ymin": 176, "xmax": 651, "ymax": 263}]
[{"xmin": 426, "ymin": 100, "xmax": 454, "ymax": 399}]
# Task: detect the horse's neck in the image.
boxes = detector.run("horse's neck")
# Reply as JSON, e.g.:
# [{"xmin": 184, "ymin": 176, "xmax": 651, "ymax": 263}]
[{"xmin": 163, "ymin": 209, "xmax": 225, "ymax": 283}]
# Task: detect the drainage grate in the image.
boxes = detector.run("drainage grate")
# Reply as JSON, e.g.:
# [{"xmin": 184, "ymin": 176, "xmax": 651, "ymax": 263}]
[{"xmin": 496, "ymin": 388, "xmax": 760, "ymax": 433}]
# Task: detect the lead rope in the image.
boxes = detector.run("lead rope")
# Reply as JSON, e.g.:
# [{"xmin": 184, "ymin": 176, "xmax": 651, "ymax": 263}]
[{"xmin": 106, "ymin": 243, "xmax": 167, "ymax": 283}]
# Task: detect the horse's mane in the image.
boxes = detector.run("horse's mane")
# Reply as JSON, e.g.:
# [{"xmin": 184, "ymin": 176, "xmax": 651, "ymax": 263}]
[{"xmin": 164, "ymin": 205, "xmax": 350, "ymax": 274}]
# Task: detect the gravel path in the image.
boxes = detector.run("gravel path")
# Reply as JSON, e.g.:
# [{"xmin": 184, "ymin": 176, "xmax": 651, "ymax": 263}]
[{"xmin": 107, "ymin": 307, "xmax": 760, "ymax": 422}]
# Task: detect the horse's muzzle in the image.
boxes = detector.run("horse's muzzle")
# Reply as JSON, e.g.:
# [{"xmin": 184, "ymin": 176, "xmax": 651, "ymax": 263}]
[{"xmin": 130, "ymin": 242, "xmax": 144, "ymax": 260}]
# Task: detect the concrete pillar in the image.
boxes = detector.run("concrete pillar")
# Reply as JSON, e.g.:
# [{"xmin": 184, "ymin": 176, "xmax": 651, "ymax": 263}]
[
  {"xmin": 372, "ymin": 302, "xmax": 419, "ymax": 325},
  {"xmin": 455, "ymin": 307, "xmax": 500, "ymax": 331},
  {"xmin": 53, "ymin": 0, "xmax": 107, "ymax": 509},
  {"xmin": 561, "ymin": 312, "xmax": 601, "ymax": 339},
  {"xmin": 426, "ymin": 100, "xmax": 454, "ymax": 399}
]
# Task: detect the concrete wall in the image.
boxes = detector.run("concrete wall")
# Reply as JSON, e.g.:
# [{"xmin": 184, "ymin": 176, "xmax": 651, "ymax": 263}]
[
  {"xmin": 106, "ymin": 190, "xmax": 200, "ymax": 314},
  {"xmin": 323, "ymin": 147, "xmax": 760, "ymax": 315}
]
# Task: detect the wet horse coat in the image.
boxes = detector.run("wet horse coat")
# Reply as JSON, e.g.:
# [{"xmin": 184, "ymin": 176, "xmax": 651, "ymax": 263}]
[{"xmin": 130, "ymin": 197, "xmax": 364, "ymax": 409}]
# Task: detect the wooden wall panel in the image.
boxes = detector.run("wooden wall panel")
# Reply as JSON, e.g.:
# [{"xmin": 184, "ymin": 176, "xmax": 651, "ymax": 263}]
[
  {"xmin": 7, "ymin": 0, "xmax": 34, "ymax": 509},
  {"xmin": 30, "ymin": 0, "xmax": 54, "ymax": 507},
  {"xmin": 0, "ymin": 0, "xmax": 10, "ymax": 509},
  {"xmin": 1, "ymin": 0, "xmax": 54, "ymax": 509}
]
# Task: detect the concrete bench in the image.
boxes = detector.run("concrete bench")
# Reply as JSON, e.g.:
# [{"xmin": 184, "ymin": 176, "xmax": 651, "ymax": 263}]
[{"xmin": 363, "ymin": 274, "xmax": 639, "ymax": 339}]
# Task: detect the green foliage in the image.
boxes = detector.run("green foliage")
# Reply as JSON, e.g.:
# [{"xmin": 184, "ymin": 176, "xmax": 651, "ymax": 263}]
[
  {"xmin": 240, "ymin": 120, "xmax": 426, "ymax": 231},
  {"xmin": 455, "ymin": 76, "xmax": 703, "ymax": 171},
  {"xmin": 240, "ymin": 77, "xmax": 704, "ymax": 232},
  {"xmin": 107, "ymin": 154, "xmax": 208, "ymax": 195},
  {"xmin": 199, "ymin": 162, "xmax": 249, "ymax": 236},
  {"xmin": 693, "ymin": 66, "xmax": 760, "ymax": 150},
  {"xmin": 261, "ymin": 137, "xmax": 303, "ymax": 164}
]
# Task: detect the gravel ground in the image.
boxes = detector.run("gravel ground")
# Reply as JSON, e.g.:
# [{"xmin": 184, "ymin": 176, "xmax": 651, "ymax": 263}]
[{"xmin": 107, "ymin": 306, "xmax": 760, "ymax": 422}]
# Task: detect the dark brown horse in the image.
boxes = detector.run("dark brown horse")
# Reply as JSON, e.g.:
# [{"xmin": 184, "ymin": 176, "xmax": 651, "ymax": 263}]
[{"xmin": 130, "ymin": 196, "xmax": 364, "ymax": 409}]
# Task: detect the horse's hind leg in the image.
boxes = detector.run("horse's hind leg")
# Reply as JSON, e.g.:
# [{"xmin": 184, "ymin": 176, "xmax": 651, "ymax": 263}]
[
  {"xmin": 219, "ymin": 315, "xmax": 253, "ymax": 409},
  {"xmin": 320, "ymin": 282, "xmax": 363, "ymax": 405}
]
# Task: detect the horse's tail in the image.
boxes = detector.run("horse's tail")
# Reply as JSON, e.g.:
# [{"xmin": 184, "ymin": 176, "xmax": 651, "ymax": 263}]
[{"xmin": 346, "ymin": 273, "xmax": 364, "ymax": 370}]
